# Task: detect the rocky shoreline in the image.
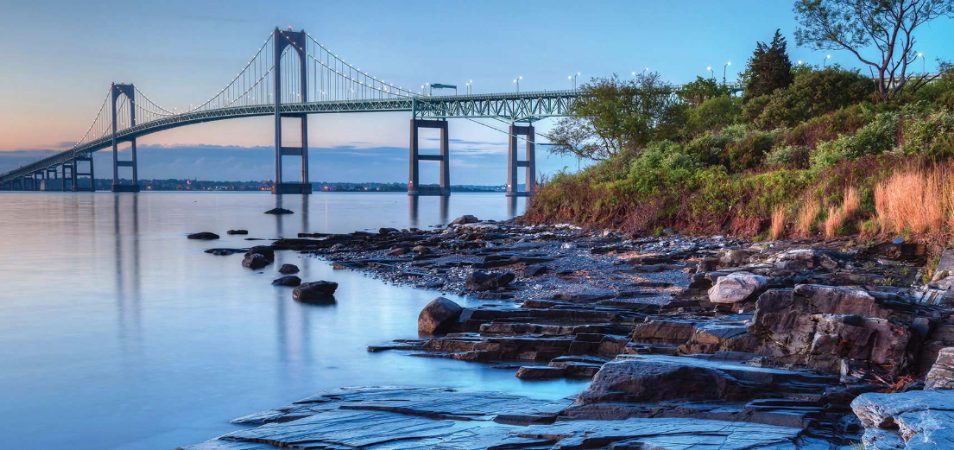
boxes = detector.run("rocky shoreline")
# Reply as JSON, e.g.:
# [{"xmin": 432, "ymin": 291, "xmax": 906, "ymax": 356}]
[{"xmin": 185, "ymin": 216, "xmax": 954, "ymax": 449}]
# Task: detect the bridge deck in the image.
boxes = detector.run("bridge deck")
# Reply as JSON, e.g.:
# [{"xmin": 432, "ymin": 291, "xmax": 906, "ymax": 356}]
[{"xmin": 0, "ymin": 90, "xmax": 577, "ymax": 184}]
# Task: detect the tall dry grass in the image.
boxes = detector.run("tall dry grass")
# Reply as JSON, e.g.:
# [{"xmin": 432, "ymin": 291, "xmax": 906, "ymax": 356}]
[
  {"xmin": 795, "ymin": 201, "xmax": 820, "ymax": 237},
  {"xmin": 823, "ymin": 187, "xmax": 861, "ymax": 239},
  {"xmin": 874, "ymin": 164, "xmax": 950, "ymax": 236},
  {"xmin": 769, "ymin": 207, "xmax": 786, "ymax": 240}
]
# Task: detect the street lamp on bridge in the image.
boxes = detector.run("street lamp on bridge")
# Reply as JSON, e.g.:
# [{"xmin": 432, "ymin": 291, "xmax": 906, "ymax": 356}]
[
  {"xmin": 465, "ymin": 80, "xmax": 473, "ymax": 95},
  {"xmin": 569, "ymin": 72, "xmax": 580, "ymax": 90},
  {"xmin": 706, "ymin": 66, "xmax": 713, "ymax": 80},
  {"xmin": 722, "ymin": 61, "xmax": 731, "ymax": 85},
  {"xmin": 513, "ymin": 75, "xmax": 522, "ymax": 93},
  {"xmin": 918, "ymin": 52, "xmax": 926, "ymax": 73}
]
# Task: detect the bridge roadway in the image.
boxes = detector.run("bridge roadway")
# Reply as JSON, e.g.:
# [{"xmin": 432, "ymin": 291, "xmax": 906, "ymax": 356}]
[{"xmin": 0, "ymin": 90, "xmax": 576, "ymax": 192}]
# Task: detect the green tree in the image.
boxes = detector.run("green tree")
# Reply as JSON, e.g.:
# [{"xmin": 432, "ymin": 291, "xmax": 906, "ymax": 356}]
[
  {"xmin": 678, "ymin": 76, "xmax": 731, "ymax": 106},
  {"xmin": 547, "ymin": 73, "xmax": 679, "ymax": 160},
  {"xmin": 794, "ymin": 0, "xmax": 954, "ymax": 100},
  {"xmin": 742, "ymin": 29, "xmax": 794, "ymax": 102}
]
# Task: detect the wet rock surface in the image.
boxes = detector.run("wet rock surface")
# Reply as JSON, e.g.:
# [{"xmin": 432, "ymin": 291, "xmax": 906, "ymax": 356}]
[
  {"xmin": 194, "ymin": 217, "xmax": 954, "ymax": 448},
  {"xmin": 292, "ymin": 281, "xmax": 338, "ymax": 303},
  {"xmin": 187, "ymin": 232, "xmax": 219, "ymax": 240}
]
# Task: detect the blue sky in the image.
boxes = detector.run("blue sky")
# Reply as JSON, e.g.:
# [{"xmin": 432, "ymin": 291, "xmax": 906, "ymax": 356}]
[{"xmin": 0, "ymin": 0, "xmax": 952, "ymax": 182}]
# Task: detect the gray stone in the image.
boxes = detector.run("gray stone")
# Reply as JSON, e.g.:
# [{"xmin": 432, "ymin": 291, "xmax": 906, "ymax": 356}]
[
  {"xmin": 708, "ymin": 271, "xmax": 768, "ymax": 304},
  {"xmin": 449, "ymin": 214, "xmax": 479, "ymax": 225},
  {"xmin": 271, "ymin": 275, "xmax": 301, "ymax": 287},
  {"xmin": 278, "ymin": 264, "xmax": 299, "ymax": 274},
  {"xmin": 418, "ymin": 297, "xmax": 463, "ymax": 335},
  {"xmin": 242, "ymin": 253, "xmax": 272, "ymax": 270},
  {"xmin": 926, "ymin": 347, "xmax": 954, "ymax": 390},
  {"xmin": 187, "ymin": 232, "xmax": 219, "ymax": 240},
  {"xmin": 852, "ymin": 389, "xmax": 954, "ymax": 448}
]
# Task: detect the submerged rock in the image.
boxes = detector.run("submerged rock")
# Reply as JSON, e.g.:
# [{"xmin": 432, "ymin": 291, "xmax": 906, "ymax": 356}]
[
  {"xmin": 418, "ymin": 297, "xmax": 463, "ymax": 335},
  {"xmin": 278, "ymin": 263, "xmax": 300, "ymax": 274},
  {"xmin": 293, "ymin": 281, "xmax": 338, "ymax": 303},
  {"xmin": 242, "ymin": 253, "xmax": 272, "ymax": 270},
  {"xmin": 264, "ymin": 207, "xmax": 293, "ymax": 215},
  {"xmin": 226, "ymin": 229, "xmax": 249, "ymax": 235},
  {"xmin": 272, "ymin": 275, "xmax": 301, "ymax": 287},
  {"xmin": 187, "ymin": 232, "xmax": 219, "ymax": 240}
]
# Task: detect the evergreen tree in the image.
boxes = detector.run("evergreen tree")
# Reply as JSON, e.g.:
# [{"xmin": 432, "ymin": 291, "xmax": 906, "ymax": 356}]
[{"xmin": 743, "ymin": 30, "xmax": 794, "ymax": 102}]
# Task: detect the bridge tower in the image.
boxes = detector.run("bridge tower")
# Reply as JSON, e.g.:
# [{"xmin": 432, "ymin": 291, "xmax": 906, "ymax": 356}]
[
  {"xmin": 111, "ymin": 83, "xmax": 139, "ymax": 192},
  {"xmin": 408, "ymin": 117, "xmax": 450, "ymax": 197},
  {"xmin": 505, "ymin": 122, "xmax": 536, "ymax": 197},
  {"xmin": 272, "ymin": 28, "xmax": 311, "ymax": 195}
]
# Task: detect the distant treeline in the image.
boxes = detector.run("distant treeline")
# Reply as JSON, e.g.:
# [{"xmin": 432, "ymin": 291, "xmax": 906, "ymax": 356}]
[{"xmin": 85, "ymin": 179, "xmax": 506, "ymax": 192}]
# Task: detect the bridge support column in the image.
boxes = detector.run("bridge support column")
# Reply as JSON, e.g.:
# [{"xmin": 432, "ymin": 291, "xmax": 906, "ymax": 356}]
[
  {"xmin": 408, "ymin": 118, "xmax": 450, "ymax": 196},
  {"xmin": 271, "ymin": 28, "xmax": 311, "ymax": 195},
  {"xmin": 506, "ymin": 123, "xmax": 536, "ymax": 197},
  {"xmin": 74, "ymin": 156, "xmax": 95, "ymax": 192},
  {"xmin": 111, "ymin": 83, "xmax": 139, "ymax": 193}
]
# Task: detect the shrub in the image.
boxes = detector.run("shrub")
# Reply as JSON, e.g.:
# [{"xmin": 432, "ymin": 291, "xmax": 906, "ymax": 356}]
[
  {"xmin": 765, "ymin": 145, "xmax": 810, "ymax": 169},
  {"xmin": 751, "ymin": 68, "xmax": 876, "ymax": 129},
  {"xmin": 901, "ymin": 110, "xmax": 954, "ymax": 157},
  {"xmin": 726, "ymin": 130, "xmax": 777, "ymax": 172},
  {"xmin": 809, "ymin": 112, "xmax": 899, "ymax": 170},
  {"xmin": 625, "ymin": 140, "xmax": 699, "ymax": 195},
  {"xmin": 685, "ymin": 95, "xmax": 742, "ymax": 136},
  {"xmin": 783, "ymin": 103, "xmax": 872, "ymax": 149}
]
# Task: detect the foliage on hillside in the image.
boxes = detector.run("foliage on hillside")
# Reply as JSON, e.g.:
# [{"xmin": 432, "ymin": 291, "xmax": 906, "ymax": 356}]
[{"xmin": 528, "ymin": 54, "xmax": 954, "ymax": 241}]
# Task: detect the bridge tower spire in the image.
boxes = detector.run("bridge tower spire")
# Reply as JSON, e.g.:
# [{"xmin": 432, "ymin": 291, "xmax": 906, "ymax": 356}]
[
  {"xmin": 111, "ymin": 83, "xmax": 139, "ymax": 192},
  {"xmin": 272, "ymin": 27, "xmax": 311, "ymax": 195}
]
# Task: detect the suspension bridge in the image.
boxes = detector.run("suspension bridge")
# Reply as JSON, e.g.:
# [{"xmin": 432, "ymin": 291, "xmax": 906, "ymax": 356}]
[{"xmin": 0, "ymin": 27, "xmax": 578, "ymax": 196}]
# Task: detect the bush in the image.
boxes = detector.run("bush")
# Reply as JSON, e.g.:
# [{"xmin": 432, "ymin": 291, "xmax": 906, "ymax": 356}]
[
  {"xmin": 809, "ymin": 112, "xmax": 899, "ymax": 170},
  {"xmin": 726, "ymin": 130, "xmax": 777, "ymax": 172},
  {"xmin": 901, "ymin": 110, "xmax": 954, "ymax": 157},
  {"xmin": 685, "ymin": 95, "xmax": 742, "ymax": 136},
  {"xmin": 765, "ymin": 145, "xmax": 810, "ymax": 169},
  {"xmin": 625, "ymin": 140, "xmax": 699, "ymax": 195},
  {"xmin": 751, "ymin": 68, "xmax": 875, "ymax": 129},
  {"xmin": 783, "ymin": 103, "xmax": 872, "ymax": 149}
]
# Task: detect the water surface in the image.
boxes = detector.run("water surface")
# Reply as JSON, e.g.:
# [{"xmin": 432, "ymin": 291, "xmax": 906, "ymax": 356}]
[{"xmin": 0, "ymin": 192, "xmax": 587, "ymax": 449}]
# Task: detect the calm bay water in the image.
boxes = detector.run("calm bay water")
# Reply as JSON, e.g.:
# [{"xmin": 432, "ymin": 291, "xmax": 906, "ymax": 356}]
[{"xmin": 0, "ymin": 192, "xmax": 587, "ymax": 450}]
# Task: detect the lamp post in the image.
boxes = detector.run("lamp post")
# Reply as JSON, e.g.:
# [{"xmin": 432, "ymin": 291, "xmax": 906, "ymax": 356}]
[
  {"xmin": 513, "ymin": 75, "xmax": 522, "ymax": 93},
  {"xmin": 569, "ymin": 72, "xmax": 579, "ymax": 90},
  {"xmin": 706, "ymin": 66, "xmax": 713, "ymax": 80},
  {"xmin": 465, "ymin": 80, "xmax": 472, "ymax": 95},
  {"xmin": 722, "ymin": 61, "xmax": 731, "ymax": 85},
  {"xmin": 824, "ymin": 54, "xmax": 831, "ymax": 67},
  {"xmin": 918, "ymin": 52, "xmax": 925, "ymax": 73}
]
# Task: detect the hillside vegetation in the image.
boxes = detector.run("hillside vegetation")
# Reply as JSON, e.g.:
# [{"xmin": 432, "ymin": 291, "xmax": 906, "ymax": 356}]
[{"xmin": 527, "ymin": 29, "xmax": 954, "ymax": 242}]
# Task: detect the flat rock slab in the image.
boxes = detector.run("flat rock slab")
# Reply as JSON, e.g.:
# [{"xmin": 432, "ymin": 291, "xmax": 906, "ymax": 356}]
[
  {"xmin": 851, "ymin": 389, "xmax": 954, "ymax": 448},
  {"xmin": 182, "ymin": 386, "xmax": 815, "ymax": 450}
]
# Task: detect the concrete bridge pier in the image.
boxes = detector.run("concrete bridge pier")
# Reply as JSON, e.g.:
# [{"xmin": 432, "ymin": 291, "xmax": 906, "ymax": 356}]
[
  {"xmin": 61, "ymin": 163, "xmax": 74, "ymax": 192},
  {"xmin": 271, "ymin": 28, "xmax": 311, "ymax": 195},
  {"xmin": 407, "ymin": 119, "xmax": 450, "ymax": 196},
  {"xmin": 73, "ymin": 155, "xmax": 95, "ymax": 192},
  {"xmin": 506, "ymin": 123, "xmax": 536, "ymax": 197},
  {"xmin": 111, "ymin": 83, "xmax": 140, "ymax": 193}
]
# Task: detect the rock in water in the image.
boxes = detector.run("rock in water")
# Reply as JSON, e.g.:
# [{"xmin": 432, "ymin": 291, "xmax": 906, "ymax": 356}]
[
  {"xmin": 418, "ymin": 297, "xmax": 463, "ymax": 335},
  {"xmin": 708, "ymin": 271, "xmax": 768, "ymax": 304},
  {"xmin": 187, "ymin": 232, "xmax": 220, "ymax": 240},
  {"xmin": 293, "ymin": 281, "xmax": 338, "ymax": 303},
  {"xmin": 449, "ymin": 214, "xmax": 479, "ymax": 225},
  {"xmin": 279, "ymin": 264, "xmax": 300, "ymax": 274},
  {"xmin": 226, "ymin": 229, "xmax": 249, "ymax": 235},
  {"xmin": 242, "ymin": 253, "xmax": 272, "ymax": 270},
  {"xmin": 465, "ymin": 270, "xmax": 516, "ymax": 291},
  {"xmin": 264, "ymin": 207, "xmax": 293, "ymax": 215},
  {"xmin": 247, "ymin": 245, "xmax": 275, "ymax": 262},
  {"xmin": 272, "ymin": 275, "xmax": 302, "ymax": 287},
  {"xmin": 926, "ymin": 347, "xmax": 954, "ymax": 390}
]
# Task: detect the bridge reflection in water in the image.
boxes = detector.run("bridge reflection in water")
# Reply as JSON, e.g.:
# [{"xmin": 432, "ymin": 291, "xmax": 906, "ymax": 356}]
[{"xmin": 0, "ymin": 27, "xmax": 577, "ymax": 199}]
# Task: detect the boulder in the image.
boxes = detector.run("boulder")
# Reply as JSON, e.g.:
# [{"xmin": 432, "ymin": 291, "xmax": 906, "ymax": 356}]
[
  {"xmin": 264, "ymin": 207, "xmax": 293, "ymax": 215},
  {"xmin": 465, "ymin": 270, "xmax": 515, "ymax": 291},
  {"xmin": 418, "ymin": 297, "xmax": 463, "ymax": 335},
  {"xmin": 272, "ymin": 275, "xmax": 302, "ymax": 287},
  {"xmin": 707, "ymin": 271, "xmax": 768, "ymax": 304},
  {"xmin": 718, "ymin": 248, "xmax": 756, "ymax": 268},
  {"xmin": 242, "ymin": 253, "xmax": 272, "ymax": 270},
  {"xmin": 749, "ymin": 286, "xmax": 912, "ymax": 376},
  {"xmin": 772, "ymin": 248, "xmax": 838, "ymax": 271},
  {"xmin": 851, "ymin": 389, "xmax": 954, "ymax": 448},
  {"xmin": 187, "ymin": 232, "xmax": 220, "ymax": 240},
  {"xmin": 293, "ymin": 281, "xmax": 339, "ymax": 303},
  {"xmin": 515, "ymin": 366, "xmax": 565, "ymax": 380},
  {"xmin": 378, "ymin": 227, "xmax": 400, "ymax": 235},
  {"xmin": 449, "ymin": 214, "xmax": 479, "ymax": 226},
  {"xmin": 278, "ymin": 264, "xmax": 300, "ymax": 274},
  {"xmin": 227, "ymin": 229, "xmax": 249, "ymax": 235},
  {"xmin": 926, "ymin": 347, "xmax": 954, "ymax": 390},
  {"xmin": 411, "ymin": 245, "xmax": 431, "ymax": 255},
  {"xmin": 577, "ymin": 354, "xmax": 832, "ymax": 405},
  {"xmin": 247, "ymin": 245, "xmax": 275, "ymax": 261}
]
